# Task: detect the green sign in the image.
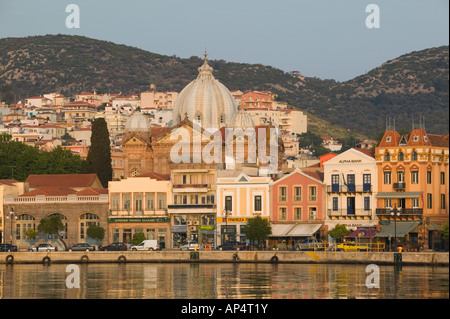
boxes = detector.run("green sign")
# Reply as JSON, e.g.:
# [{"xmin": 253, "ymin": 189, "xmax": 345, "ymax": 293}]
[
  {"xmin": 108, "ymin": 217, "xmax": 170, "ymax": 223},
  {"xmin": 199, "ymin": 225, "xmax": 215, "ymax": 231}
]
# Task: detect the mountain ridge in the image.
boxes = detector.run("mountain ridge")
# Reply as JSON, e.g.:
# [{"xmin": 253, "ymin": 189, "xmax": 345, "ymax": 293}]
[{"xmin": 0, "ymin": 34, "xmax": 448, "ymax": 137}]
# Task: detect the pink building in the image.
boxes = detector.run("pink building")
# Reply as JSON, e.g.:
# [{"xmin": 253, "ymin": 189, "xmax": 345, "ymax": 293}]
[{"xmin": 269, "ymin": 168, "xmax": 326, "ymax": 249}]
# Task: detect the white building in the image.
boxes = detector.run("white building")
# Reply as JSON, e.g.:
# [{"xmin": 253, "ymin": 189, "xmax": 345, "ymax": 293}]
[{"xmin": 323, "ymin": 148, "xmax": 379, "ymax": 233}]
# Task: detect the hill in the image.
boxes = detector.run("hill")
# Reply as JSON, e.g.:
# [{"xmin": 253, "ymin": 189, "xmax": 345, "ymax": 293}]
[{"xmin": 0, "ymin": 34, "xmax": 448, "ymax": 137}]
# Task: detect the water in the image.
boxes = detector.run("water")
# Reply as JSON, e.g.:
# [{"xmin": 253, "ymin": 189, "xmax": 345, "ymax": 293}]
[{"xmin": 0, "ymin": 263, "xmax": 448, "ymax": 299}]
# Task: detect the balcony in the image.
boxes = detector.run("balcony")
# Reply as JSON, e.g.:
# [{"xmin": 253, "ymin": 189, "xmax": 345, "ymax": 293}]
[
  {"xmin": 327, "ymin": 184, "xmax": 372, "ymax": 193},
  {"xmin": 375, "ymin": 208, "xmax": 423, "ymax": 217},
  {"xmin": 168, "ymin": 204, "xmax": 216, "ymax": 209},
  {"xmin": 328, "ymin": 209, "xmax": 373, "ymax": 218},
  {"xmin": 393, "ymin": 183, "xmax": 405, "ymax": 190},
  {"xmin": 172, "ymin": 184, "xmax": 209, "ymax": 193}
]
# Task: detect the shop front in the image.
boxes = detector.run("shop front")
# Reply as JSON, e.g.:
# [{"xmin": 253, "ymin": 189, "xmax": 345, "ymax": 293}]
[{"xmin": 108, "ymin": 217, "xmax": 171, "ymax": 248}]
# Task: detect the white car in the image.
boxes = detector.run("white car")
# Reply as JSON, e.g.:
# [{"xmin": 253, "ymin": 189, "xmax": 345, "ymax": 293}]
[
  {"xmin": 28, "ymin": 244, "xmax": 58, "ymax": 252},
  {"xmin": 180, "ymin": 241, "xmax": 199, "ymax": 251},
  {"xmin": 130, "ymin": 240, "xmax": 159, "ymax": 251}
]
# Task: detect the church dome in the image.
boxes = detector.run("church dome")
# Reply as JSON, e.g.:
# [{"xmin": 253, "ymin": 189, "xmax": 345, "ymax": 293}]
[
  {"xmin": 172, "ymin": 53, "xmax": 238, "ymax": 128},
  {"xmin": 125, "ymin": 111, "xmax": 150, "ymax": 132},
  {"xmin": 230, "ymin": 109, "xmax": 255, "ymax": 129}
]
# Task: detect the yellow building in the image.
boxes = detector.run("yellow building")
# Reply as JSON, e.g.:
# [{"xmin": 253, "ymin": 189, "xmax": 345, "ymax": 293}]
[
  {"xmin": 0, "ymin": 180, "xmax": 27, "ymax": 244},
  {"xmin": 375, "ymin": 128, "xmax": 449, "ymax": 250},
  {"xmin": 216, "ymin": 172, "xmax": 271, "ymax": 246},
  {"xmin": 108, "ymin": 172, "xmax": 171, "ymax": 248}
]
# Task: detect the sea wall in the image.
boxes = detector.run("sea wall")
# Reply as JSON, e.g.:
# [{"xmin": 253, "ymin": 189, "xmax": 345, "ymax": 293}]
[{"xmin": 1, "ymin": 250, "xmax": 448, "ymax": 266}]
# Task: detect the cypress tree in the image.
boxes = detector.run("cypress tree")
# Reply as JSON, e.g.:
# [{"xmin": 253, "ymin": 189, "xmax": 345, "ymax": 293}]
[{"xmin": 82, "ymin": 118, "xmax": 112, "ymax": 188}]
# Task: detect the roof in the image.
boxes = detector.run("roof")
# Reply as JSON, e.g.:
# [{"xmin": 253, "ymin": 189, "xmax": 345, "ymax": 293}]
[
  {"xmin": 76, "ymin": 187, "xmax": 108, "ymax": 195},
  {"xmin": 20, "ymin": 187, "xmax": 78, "ymax": 197},
  {"xmin": 0, "ymin": 179, "xmax": 20, "ymax": 186},
  {"xmin": 352, "ymin": 148, "xmax": 375, "ymax": 158},
  {"xmin": 136, "ymin": 172, "xmax": 170, "ymax": 181},
  {"xmin": 25, "ymin": 174, "xmax": 100, "ymax": 189}
]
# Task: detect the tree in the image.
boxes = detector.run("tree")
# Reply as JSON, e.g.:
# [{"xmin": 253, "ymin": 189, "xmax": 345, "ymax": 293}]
[
  {"xmin": 37, "ymin": 215, "xmax": 67, "ymax": 250},
  {"xmin": 132, "ymin": 232, "xmax": 146, "ymax": 245},
  {"xmin": 86, "ymin": 224, "xmax": 105, "ymax": 245},
  {"xmin": 24, "ymin": 228, "xmax": 39, "ymax": 246},
  {"xmin": 0, "ymin": 84, "xmax": 15, "ymax": 104},
  {"xmin": 440, "ymin": 223, "xmax": 449, "ymax": 240},
  {"xmin": 243, "ymin": 216, "xmax": 272, "ymax": 250},
  {"xmin": 327, "ymin": 224, "xmax": 351, "ymax": 243},
  {"xmin": 81, "ymin": 117, "xmax": 112, "ymax": 187}
]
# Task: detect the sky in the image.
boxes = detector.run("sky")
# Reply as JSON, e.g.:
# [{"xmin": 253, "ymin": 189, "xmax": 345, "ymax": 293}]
[{"xmin": 0, "ymin": 0, "xmax": 448, "ymax": 81}]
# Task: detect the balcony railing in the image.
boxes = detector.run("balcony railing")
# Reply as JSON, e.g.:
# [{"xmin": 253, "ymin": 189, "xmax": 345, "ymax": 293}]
[
  {"xmin": 328, "ymin": 209, "xmax": 373, "ymax": 217},
  {"xmin": 327, "ymin": 184, "xmax": 372, "ymax": 193},
  {"xmin": 375, "ymin": 208, "xmax": 423, "ymax": 216},
  {"xmin": 168, "ymin": 204, "xmax": 216, "ymax": 209},
  {"xmin": 393, "ymin": 183, "xmax": 405, "ymax": 190},
  {"xmin": 173, "ymin": 184, "xmax": 208, "ymax": 189}
]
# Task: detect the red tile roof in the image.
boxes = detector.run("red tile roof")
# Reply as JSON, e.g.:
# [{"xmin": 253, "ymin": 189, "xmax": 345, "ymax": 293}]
[
  {"xmin": 352, "ymin": 148, "xmax": 375, "ymax": 158},
  {"xmin": 76, "ymin": 187, "xmax": 108, "ymax": 195},
  {"xmin": 137, "ymin": 172, "xmax": 170, "ymax": 181},
  {"xmin": 25, "ymin": 174, "xmax": 100, "ymax": 188},
  {"xmin": 20, "ymin": 187, "xmax": 78, "ymax": 197}
]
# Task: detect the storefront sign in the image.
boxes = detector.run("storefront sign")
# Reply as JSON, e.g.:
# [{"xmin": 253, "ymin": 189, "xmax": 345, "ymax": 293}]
[
  {"xmin": 108, "ymin": 217, "xmax": 170, "ymax": 223},
  {"xmin": 216, "ymin": 217, "xmax": 269, "ymax": 223},
  {"xmin": 339, "ymin": 159, "xmax": 362, "ymax": 164},
  {"xmin": 172, "ymin": 225, "xmax": 187, "ymax": 232},
  {"xmin": 199, "ymin": 225, "xmax": 215, "ymax": 231}
]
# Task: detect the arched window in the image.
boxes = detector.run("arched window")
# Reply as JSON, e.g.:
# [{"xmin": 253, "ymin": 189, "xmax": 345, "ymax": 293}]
[
  {"xmin": 398, "ymin": 152, "xmax": 404, "ymax": 161},
  {"xmin": 412, "ymin": 151, "xmax": 418, "ymax": 161},
  {"xmin": 79, "ymin": 213, "xmax": 100, "ymax": 240},
  {"xmin": 15, "ymin": 214, "xmax": 36, "ymax": 241},
  {"xmin": 384, "ymin": 152, "xmax": 390, "ymax": 162}
]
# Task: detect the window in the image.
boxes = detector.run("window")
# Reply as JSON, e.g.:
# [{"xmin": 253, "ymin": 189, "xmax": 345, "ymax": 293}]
[
  {"xmin": 385, "ymin": 198, "xmax": 392, "ymax": 208},
  {"xmin": 225, "ymin": 196, "xmax": 233, "ymax": 211},
  {"xmin": 279, "ymin": 207, "xmax": 287, "ymax": 220},
  {"xmin": 254, "ymin": 195, "xmax": 262, "ymax": 211},
  {"xmin": 398, "ymin": 152, "xmax": 404, "ymax": 161},
  {"xmin": 427, "ymin": 193, "xmax": 432, "ymax": 209},
  {"xmin": 363, "ymin": 174, "xmax": 371, "ymax": 192},
  {"xmin": 332, "ymin": 197, "xmax": 339, "ymax": 211},
  {"xmin": 384, "ymin": 152, "xmax": 390, "ymax": 162},
  {"xmin": 441, "ymin": 194, "xmax": 446, "ymax": 210},
  {"xmin": 411, "ymin": 171, "xmax": 419, "ymax": 184},
  {"xmin": 294, "ymin": 187, "xmax": 302, "ymax": 202},
  {"xmin": 386, "ymin": 136, "xmax": 391, "ymax": 142},
  {"xmin": 364, "ymin": 197, "xmax": 371, "ymax": 211},
  {"xmin": 412, "ymin": 151, "xmax": 418, "ymax": 161},
  {"xmin": 412, "ymin": 198, "xmax": 419, "ymax": 208},
  {"xmin": 157, "ymin": 193, "xmax": 166, "ymax": 210},
  {"xmin": 294, "ymin": 207, "xmax": 302, "ymax": 220},
  {"xmin": 135, "ymin": 194, "xmax": 143, "ymax": 214},
  {"xmin": 309, "ymin": 207, "xmax": 317, "ymax": 220},
  {"xmin": 112, "ymin": 194, "xmax": 120, "ymax": 210},
  {"xmin": 123, "ymin": 194, "xmax": 131, "ymax": 210},
  {"xmin": 384, "ymin": 171, "xmax": 391, "ymax": 184},
  {"xmin": 309, "ymin": 186, "xmax": 317, "ymax": 202},
  {"xmin": 146, "ymin": 193, "xmax": 154, "ymax": 210},
  {"xmin": 190, "ymin": 194, "xmax": 198, "ymax": 204},
  {"xmin": 441, "ymin": 172, "xmax": 445, "ymax": 185},
  {"xmin": 427, "ymin": 171, "xmax": 432, "ymax": 184},
  {"xmin": 279, "ymin": 186, "xmax": 287, "ymax": 202},
  {"xmin": 413, "ymin": 136, "xmax": 419, "ymax": 142},
  {"xmin": 397, "ymin": 171, "xmax": 405, "ymax": 183}
]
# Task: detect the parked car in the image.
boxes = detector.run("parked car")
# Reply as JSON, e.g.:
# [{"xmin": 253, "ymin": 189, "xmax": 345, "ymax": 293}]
[
  {"xmin": 99, "ymin": 242, "xmax": 127, "ymax": 251},
  {"xmin": 180, "ymin": 241, "xmax": 199, "ymax": 251},
  {"xmin": 131, "ymin": 240, "xmax": 159, "ymax": 251},
  {"xmin": 217, "ymin": 242, "xmax": 246, "ymax": 251},
  {"xmin": 294, "ymin": 239, "xmax": 325, "ymax": 251},
  {"xmin": 28, "ymin": 244, "xmax": 58, "ymax": 252},
  {"xmin": 66, "ymin": 243, "xmax": 96, "ymax": 252},
  {"xmin": 0, "ymin": 243, "xmax": 18, "ymax": 252},
  {"xmin": 336, "ymin": 241, "xmax": 369, "ymax": 252}
]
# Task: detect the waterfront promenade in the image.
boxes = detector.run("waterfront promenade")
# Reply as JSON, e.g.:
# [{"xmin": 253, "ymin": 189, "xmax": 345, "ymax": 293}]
[{"xmin": 1, "ymin": 250, "xmax": 448, "ymax": 266}]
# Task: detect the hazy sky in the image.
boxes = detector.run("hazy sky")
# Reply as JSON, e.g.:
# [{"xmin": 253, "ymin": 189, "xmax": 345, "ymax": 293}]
[{"xmin": 0, "ymin": 0, "xmax": 448, "ymax": 81}]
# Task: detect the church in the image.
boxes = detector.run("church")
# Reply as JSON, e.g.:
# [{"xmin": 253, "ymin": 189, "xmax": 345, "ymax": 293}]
[{"xmin": 115, "ymin": 53, "xmax": 285, "ymax": 179}]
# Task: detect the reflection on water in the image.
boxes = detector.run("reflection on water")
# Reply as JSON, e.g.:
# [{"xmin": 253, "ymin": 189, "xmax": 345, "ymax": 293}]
[{"xmin": 0, "ymin": 263, "xmax": 448, "ymax": 299}]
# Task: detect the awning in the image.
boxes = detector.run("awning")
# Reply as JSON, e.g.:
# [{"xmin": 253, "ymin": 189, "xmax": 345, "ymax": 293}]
[
  {"xmin": 288, "ymin": 224, "xmax": 322, "ymax": 237},
  {"xmin": 375, "ymin": 221, "xmax": 421, "ymax": 238},
  {"xmin": 376, "ymin": 192, "xmax": 422, "ymax": 199},
  {"xmin": 270, "ymin": 223, "xmax": 322, "ymax": 237}
]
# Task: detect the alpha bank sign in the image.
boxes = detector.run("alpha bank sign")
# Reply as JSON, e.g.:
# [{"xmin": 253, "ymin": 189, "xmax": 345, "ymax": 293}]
[{"xmin": 339, "ymin": 159, "xmax": 362, "ymax": 164}]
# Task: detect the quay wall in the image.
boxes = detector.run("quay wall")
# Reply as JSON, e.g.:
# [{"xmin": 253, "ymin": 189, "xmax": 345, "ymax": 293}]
[{"xmin": 1, "ymin": 251, "xmax": 448, "ymax": 266}]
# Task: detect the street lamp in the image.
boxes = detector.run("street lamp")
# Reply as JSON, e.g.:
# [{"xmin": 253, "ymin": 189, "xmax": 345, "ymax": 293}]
[
  {"xmin": 223, "ymin": 208, "xmax": 230, "ymax": 245},
  {"xmin": 390, "ymin": 205, "xmax": 400, "ymax": 251},
  {"xmin": 6, "ymin": 208, "xmax": 17, "ymax": 248}
]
